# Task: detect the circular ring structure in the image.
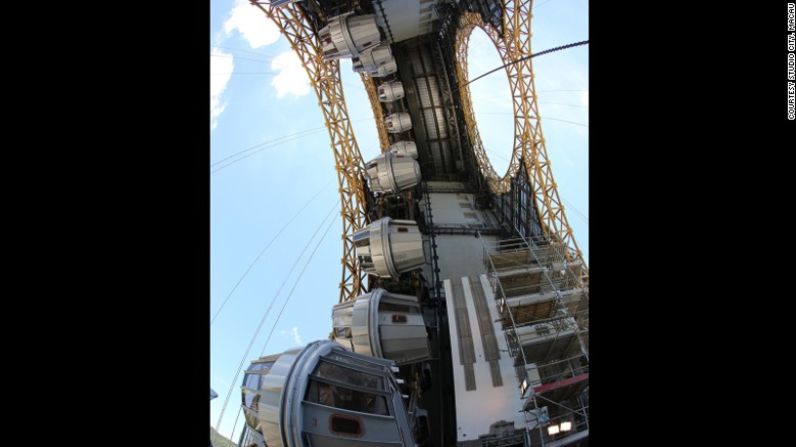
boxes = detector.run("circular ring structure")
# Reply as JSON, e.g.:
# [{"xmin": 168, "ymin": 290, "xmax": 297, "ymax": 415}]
[
  {"xmin": 455, "ymin": 12, "xmax": 521, "ymax": 194},
  {"xmin": 252, "ymin": 2, "xmax": 588, "ymax": 301},
  {"xmin": 454, "ymin": 9, "xmax": 585, "ymax": 269}
]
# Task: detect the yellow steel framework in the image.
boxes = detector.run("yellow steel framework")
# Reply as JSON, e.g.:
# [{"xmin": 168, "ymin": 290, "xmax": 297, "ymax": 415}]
[
  {"xmin": 360, "ymin": 73, "xmax": 390, "ymax": 152},
  {"xmin": 455, "ymin": 4, "xmax": 587, "ymax": 279},
  {"xmin": 455, "ymin": 12, "xmax": 513, "ymax": 193},
  {"xmin": 251, "ymin": 0, "xmax": 586, "ymax": 301},
  {"xmin": 252, "ymin": 2, "xmax": 368, "ymax": 303}
]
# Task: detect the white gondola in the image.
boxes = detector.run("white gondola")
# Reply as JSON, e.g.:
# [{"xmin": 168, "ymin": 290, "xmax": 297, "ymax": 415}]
[
  {"xmin": 352, "ymin": 45, "xmax": 397, "ymax": 77},
  {"xmin": 364, "ymin": 152, "xmax": 421, "ymax": 194},
  {"xmin": 373, "ymin": 59, "xmax": 398, "ymax": 77},
  {"xmin": 240, "ymin": 340, "xmax": 416, "ymax": 447},
  {"xmin": 320, "ymin": 13, "xmax": 381, "ymax": 59},
  {"xmin": 332, "ymin": 288, "xmax": 430, "ymax": 364},
  {"xmin": 385, "ymin": 112, "xmax": 412, "ymax": 133},
  {"xmin": 388, "ymin": 140, "xmax": 418, "ymax": 159},
  {"xmin": 353, "ymin": 217, "xmax": 424, "ymax": 278},
  {"xmin": 377, "ymin": 81, "xmax": 405, "ymax": 102}
]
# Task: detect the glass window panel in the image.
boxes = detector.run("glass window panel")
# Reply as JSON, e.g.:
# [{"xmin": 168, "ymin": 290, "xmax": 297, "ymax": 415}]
[
  {"xmin": 243, "ymin": 407, "xmax": 260, "ymax": 430},
  {"xmin": 314, "ymin": 360, "xmax": 385, "ymax": 390},
  {"xmin": 305, "ymin": 380, "xmax": 320, "ymax": 403},
  {"xmin": 243, "ymin": 373, "xmax": 261, "ymax": 390},
  {"xmin": 242, "ymin": 390, "xmax": 260, "ymax": 410},
  {"xmin": 379, "ymin": 302, "xmax": 412, "ymax": 312},
  {"xmin": 251, "ymin": 361, "xmax": 274, "ymax": 372},
  {"xmin": 325, "ymin": 352, "xmax": 386, "ymax": 372},
  {"xmin": 305, "ymin": 379, "xmax": 390, "ymax": 416}
]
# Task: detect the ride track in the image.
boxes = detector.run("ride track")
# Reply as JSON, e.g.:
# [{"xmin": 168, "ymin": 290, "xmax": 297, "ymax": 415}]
[{"xmin": 250, "ymin": 0, "xmax": 587, "ymax": 305}]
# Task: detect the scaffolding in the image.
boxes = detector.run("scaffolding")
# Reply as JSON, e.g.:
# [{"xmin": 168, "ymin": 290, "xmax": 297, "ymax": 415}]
[{"xmin": 481, "ymin": 235, "xmax": 589, "ymax": 447}]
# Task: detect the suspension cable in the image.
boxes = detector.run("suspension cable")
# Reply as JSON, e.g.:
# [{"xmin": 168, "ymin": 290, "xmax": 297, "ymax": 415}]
[
  {"xmin": 214, "ymin": 202, "xmax": 338, "ymax": 433},
  {"xmin": 259, "ymin": 213, "xmax": 337, "ymax": 355},
  {"xmin": 476, "ymin": 112, "xmax": 588, "ymax": 127},
  {"xmin": 224, "ymin": 208, "xmax": 338, "ymax": 442},
  {"xmin": 210, "ymin": 178, "xmax": 334, "ymax": 325},
  {"xmin": 228, "ymin": 406, "xmax": 243, "ymax": 443},
  {"xmin": 461, "ymin": 40, "xmax": 589, "ymax": 88},
  {"xmin": 211, "ymin": 128, "xmax": 326, "ymax": 173},
  {"xmin": 211, "ymin": 117, "xmax": 373, "ymax": 174}
]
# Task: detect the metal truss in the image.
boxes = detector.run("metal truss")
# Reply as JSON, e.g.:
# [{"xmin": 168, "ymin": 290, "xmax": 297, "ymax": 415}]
[
  {"xmin": 360, "ymin": 73, "xmax": 391, "ymax": 152},
  {"xmin": 455, "ymin": 11, "xmax": 515, "ymax": 193},
  {"xmin": 455, "ymin": 4, "xmax": 587, "ymax": 277},
  {"xmin": 252, "ymin": 2, "xmax": 368, "ymax": 303}
]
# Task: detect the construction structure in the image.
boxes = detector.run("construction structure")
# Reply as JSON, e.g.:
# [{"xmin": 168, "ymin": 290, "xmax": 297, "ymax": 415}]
[{"xmin": 236, "ymin": 0, "xmax": 588, "ymax": 445}]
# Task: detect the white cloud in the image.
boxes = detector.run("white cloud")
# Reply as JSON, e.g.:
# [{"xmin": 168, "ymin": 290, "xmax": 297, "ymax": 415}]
[
  {"xmin": 224, "ymin": 0, "xmax": 280, "ymax": 48},
  {"xmin": 271, "ymin": 50, "xmax": 310, "ymax": 98},
  {"xmin": 581, "ymin": 89, "xmax": 589, "ymax": 107},
  {"xmin": 216, "ymin": 1, "xmax": 306, "ymax": 108},
  {"xmin": 291, "ymin": 326, "xmax": 303, "ymax": 345},
  {"xmin": 211, "ymin": 0, "xmax": 285, "ymax": 127},
  {"xmin": 278, "ymin": 327, "xmax": 303, "ymax": 345},
  {"xmin": 211, "ymin": 48, "xmax": 235, "ymax": 130}
]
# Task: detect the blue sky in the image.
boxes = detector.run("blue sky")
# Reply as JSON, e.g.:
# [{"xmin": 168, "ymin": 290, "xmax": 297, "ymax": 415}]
[{"xmin": 210, "ymin": 0, "xmax": 587, "ymax": 440}]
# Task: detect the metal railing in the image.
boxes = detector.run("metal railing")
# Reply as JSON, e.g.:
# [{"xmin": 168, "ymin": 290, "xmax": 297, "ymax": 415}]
[
  {"xmin": 483, "ymin": 235, "xmax": 588, "ymax": 359},
  {"xmin": 478, "ymin": 232, "xmax": 541, "ymax": 445},
  {"xmin": 478, "ymin": 231, "xmax": 589, "ymax": 446},
  {"xmin": 522, "ymin": 352, "xmax": 591, "ymax": 393}
]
